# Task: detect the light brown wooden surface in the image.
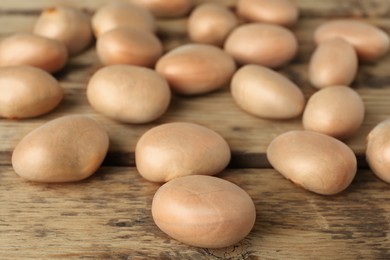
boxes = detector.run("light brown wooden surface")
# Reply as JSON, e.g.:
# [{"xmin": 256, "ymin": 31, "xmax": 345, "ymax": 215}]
[
  {"xmin": 1, "ymin": 1, "xmax": 390, "ymax": 166},
  {"xmin": 1, "ymin": 167, "xmax": 390, "ymax": 259},
  {"xmin": 1, "ymin": 0, "xmax": 390, "ymax": 259}
]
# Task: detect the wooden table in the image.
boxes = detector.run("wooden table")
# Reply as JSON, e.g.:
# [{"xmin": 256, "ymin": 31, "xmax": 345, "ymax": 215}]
[{"xmin": 1, "ymin": 0, "xmax": 390, "ymax": 259}]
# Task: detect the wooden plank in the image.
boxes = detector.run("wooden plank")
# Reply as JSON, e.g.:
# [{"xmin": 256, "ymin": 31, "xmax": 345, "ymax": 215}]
[
  {"xmin": 0, "ymin": 0, "xmax": 234, "ymax": 13},
  {"xmin": 1, "ymin": 13, "xmax": 390, "ymax": 39},
  {"xmin": 0, "ymin": 16, "xmax": 390, "ymax": 167},
  {"xmin": 0, "ymin": 0, "xmax": 389, "ymax": 19},
  {"xmin": 0, "ymin": 0, "xmax": 390, "ymax": 167},
  {"xmin": 297, "ymin": 0, "xmax": 390, "ymax": 18},
  {"xmin": 1, "ymin": 167, "xmax": 389, "ymax": 259},
  {"xmin": 1, "ymin": 50, "xmax": 390, "ymax": 166}
]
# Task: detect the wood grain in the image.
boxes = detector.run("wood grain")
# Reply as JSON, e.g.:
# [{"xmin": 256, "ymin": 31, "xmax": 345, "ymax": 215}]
[
  {"xmin": 1, "ymin": 54, "xmax": 390, "ymax": 166},
  {"xmin": 1, "ymin": 167, "xmax": 389, "ymax": 259},
  {"xmin": 0, "ymin": 0, "xmax": 389, "ymax": 18},
  {"xmin": 1, "ymin": 1, "xmax": 390, "ymax": 258},
  {"xmin": 1, "ymin": 1, "xmax": 390, "ymax": 167}
]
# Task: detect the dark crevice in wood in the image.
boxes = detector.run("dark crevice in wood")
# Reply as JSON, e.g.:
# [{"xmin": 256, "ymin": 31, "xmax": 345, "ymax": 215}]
[
  {"xmin": 1, "ymin": 6, "xmax": 390, "ymax": 18},
  {"xmin": 0, "ymin": 151, "xmax": 370, "ymax": 169},
  {"xmin": 93, "ymin": 151, "xmax": 371, "ymax": 169},
  {"xmin": 0, "ymin": 9, "xmax": 41, "ymax": 15},
  {"xmin": 299, "ymin": 11, "xmax": 390, "ymax": 19},
  {"xmin": 102, "ymin": 151, "xmax": 135, "ymax": 167}
]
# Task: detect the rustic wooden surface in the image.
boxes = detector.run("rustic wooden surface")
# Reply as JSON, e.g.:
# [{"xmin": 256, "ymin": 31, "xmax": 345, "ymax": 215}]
[
  {"xmin": 3, "ymin": 77, "xmax": 390, "ymax": 167},
  {"xmin": 0, "ymin": 0, "xmax": 390, "ymax": 166},
  {"xmin": 1, "ymin": 0, "xmax": 390, "ymax": 259},
  {"xmin": 1, "ymin": 167, "xmax": 390, "ymax": 259}
]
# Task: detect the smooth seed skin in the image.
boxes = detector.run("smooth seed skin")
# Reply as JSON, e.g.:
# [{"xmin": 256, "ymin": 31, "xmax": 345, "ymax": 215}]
[
  {"xmin": 314, "ymin": 19, "xmax": 390, "ymax": 62},
  {"xmin": 0, "ymin": 33, "xmax": 68, "ymax": 73},
  {"xmin": 87, "ymin": 65, "xmax": 171, "ymax": 124},
  {"xmin": 366, "ymin": 119, "xmax": 390, "ymax": 184},
  {"xmin": 267, "ymin": 130, "xmax": 357, "ymax": 195},
  {"xmin": 135, "ymin": 122, "xmax": 231, "ymax": 182},
  {"xmin": 97, "ymin": 27, "xmax": 162, "ymax": 67},
  {"xmin": 155, "ymin": 43, "xmax": 236, "ymax": 95},
  {"xmin": 92, "ymin": 2, "xmax": 156, "ymax": 38},
  {"xmin": 303, "ymin": 86, "xmax": 365, "ymax": 139},
  {"xmin": 130, "ymin": 0, "xmax": 193, "ymax": 18},
  {"xmin": 0, "ymin": 66, "xmax": 63, "ymax": 119},
  {"xmin": 309, "ymin": 38, "xmax": 358, "ymax": 89},
  {"xmin": 224, "ymin": 23, "xmax": 298, "ymax": 68},
  {"xmin": 12, "ymin": 115, "xmax": 109, "ymax": 183},
  {"xmin": 152, "ymin": 175, "xmax": 256, "ymax": 248},
  {"xmin": 33, "ymin": 6, "xmax": 93, "ymax": 56},
  {"xmin": 188, "ymin": 3, "xmax": 237, "ymax": 46},
  {"xmin": 231, "ymin": 64, "xmax": 305, "ymax": 119},
  {"xmin": 237, "ymin": 0, "xmax": 299, "ymax": 26}
]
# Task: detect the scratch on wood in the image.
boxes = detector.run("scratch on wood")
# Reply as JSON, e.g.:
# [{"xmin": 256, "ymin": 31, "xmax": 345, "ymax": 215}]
[{"xmin": 309, "ymin": 198, "xmax": 330, "ymax": 230}]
